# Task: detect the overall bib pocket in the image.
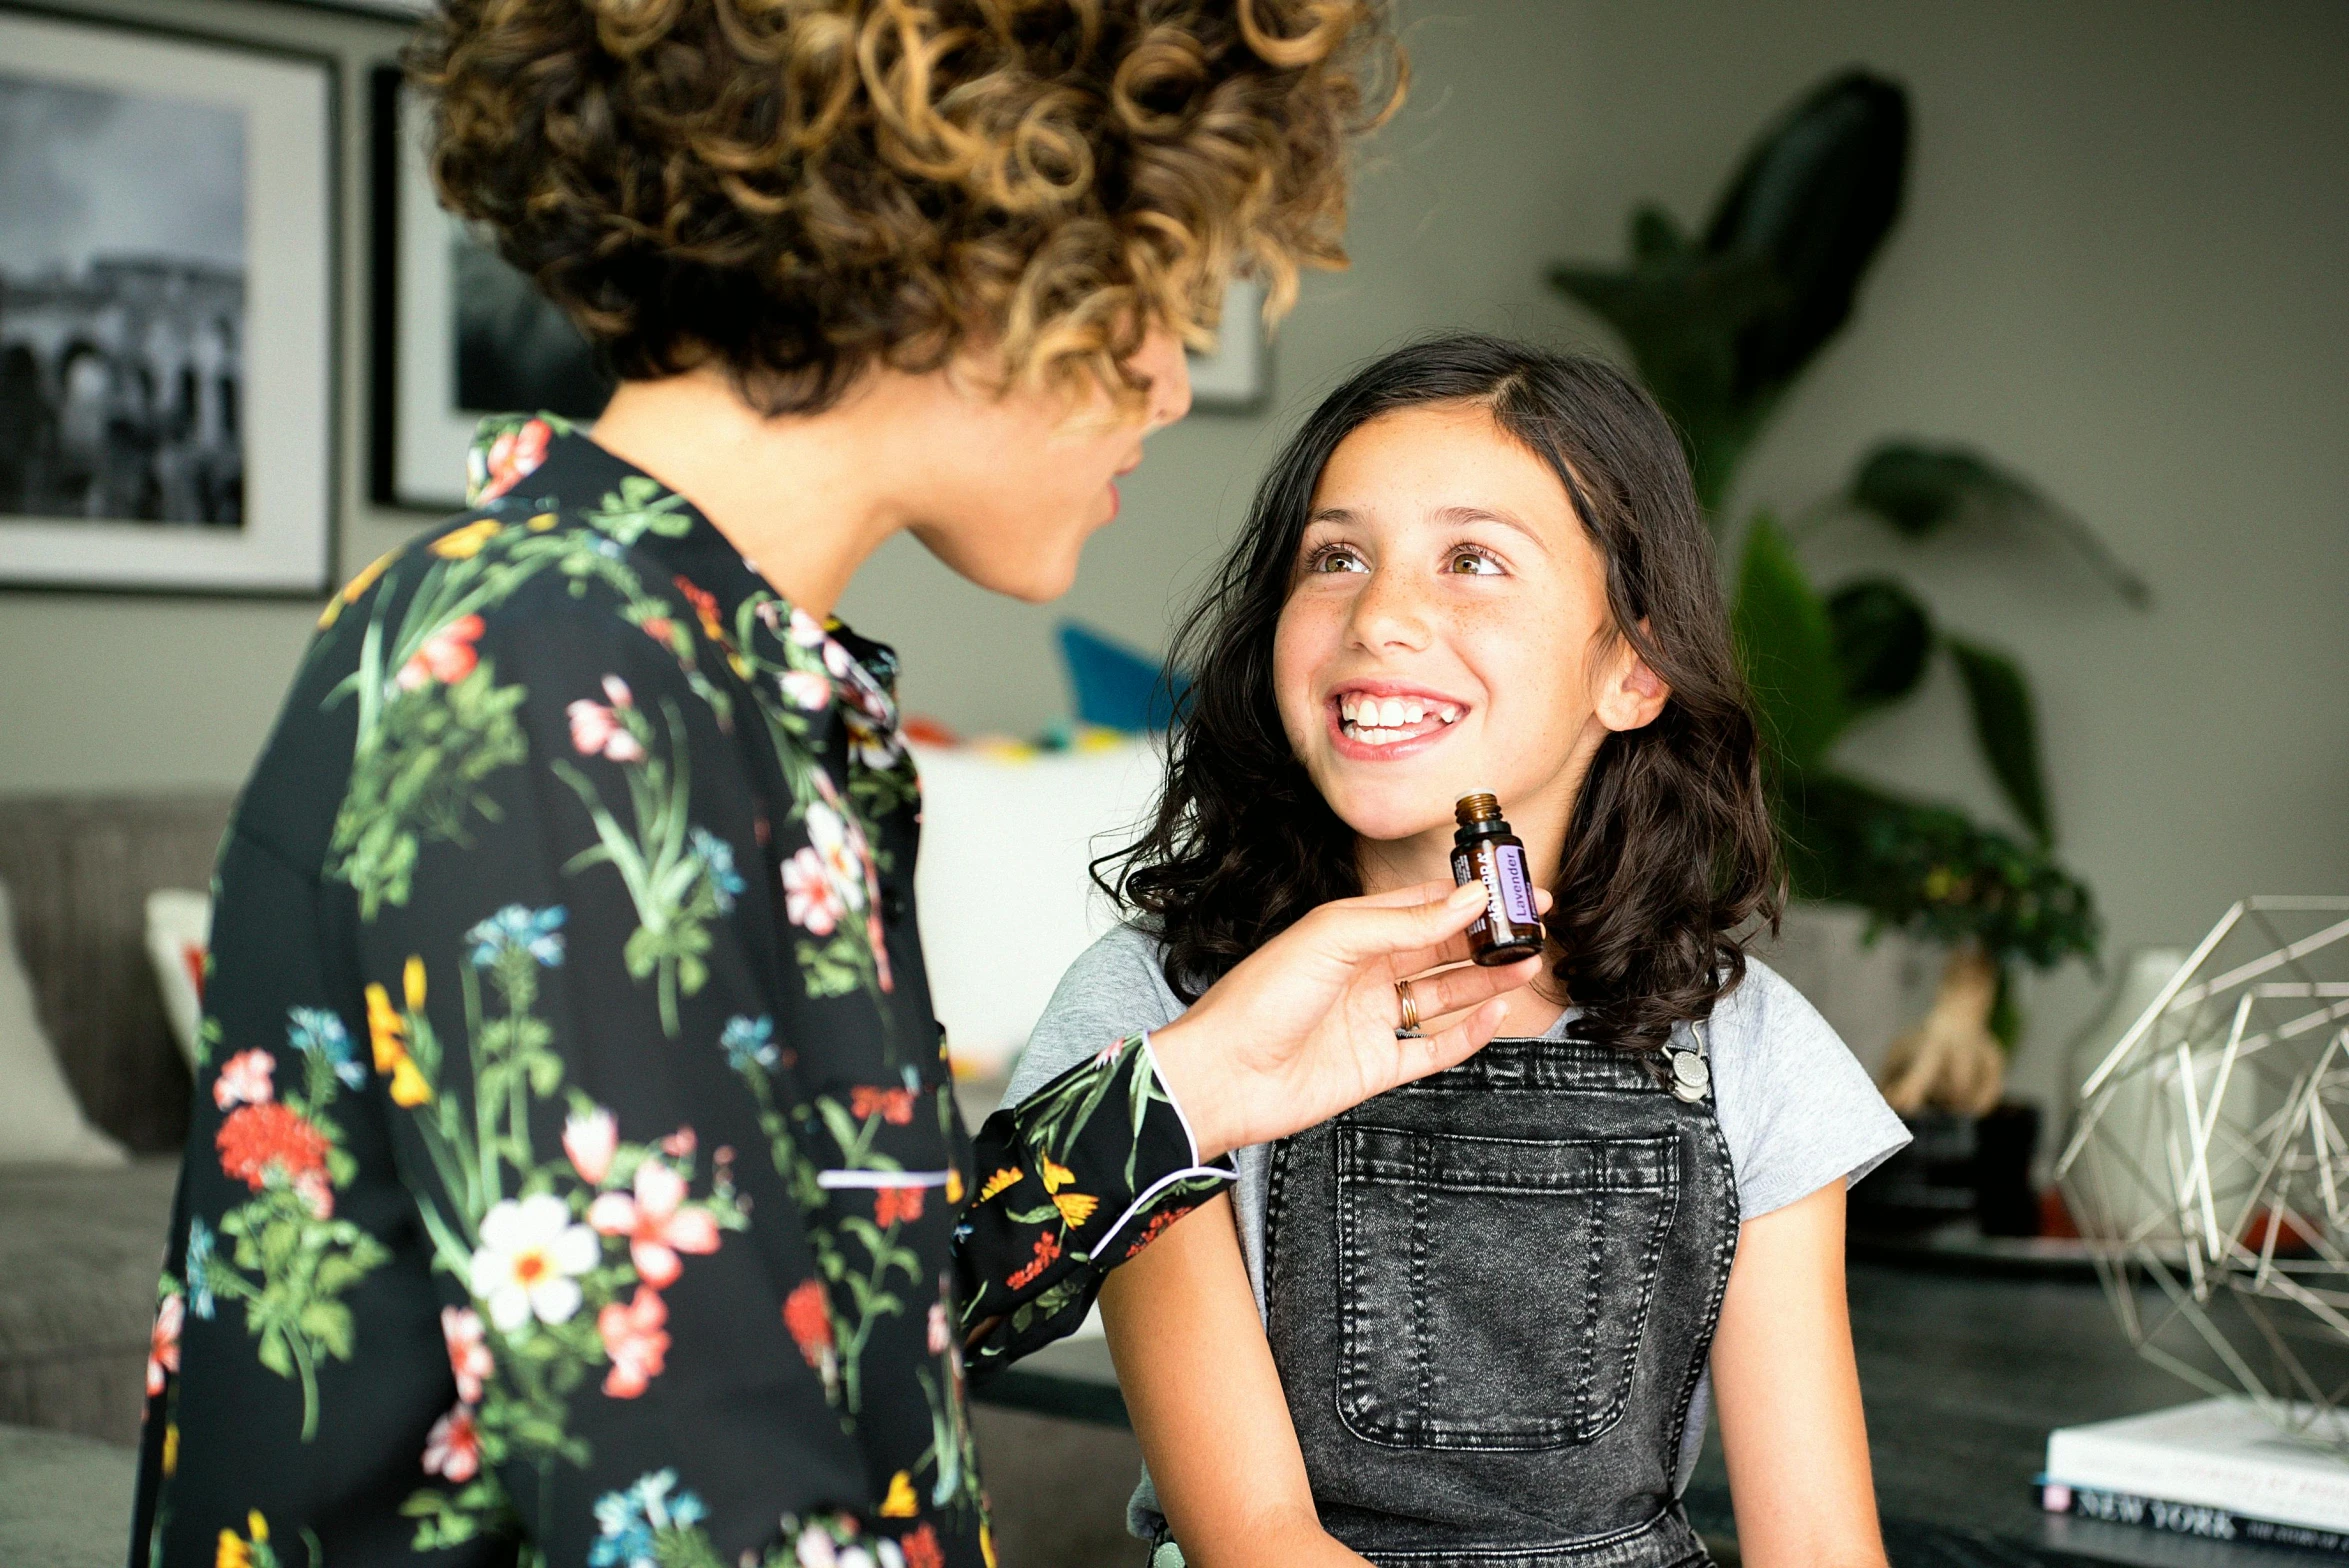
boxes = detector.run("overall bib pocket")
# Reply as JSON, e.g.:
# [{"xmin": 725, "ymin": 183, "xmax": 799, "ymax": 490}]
[{"xmin": 1333, "ymin": 1125, "xmax": 1680, "ymax": 1451}]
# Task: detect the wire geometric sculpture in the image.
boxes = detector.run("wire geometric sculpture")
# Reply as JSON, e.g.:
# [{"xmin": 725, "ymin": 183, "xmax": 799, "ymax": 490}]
[{"xmin": 2056, "ymin": 897, "xmax": 2349, "ymax": 1452}]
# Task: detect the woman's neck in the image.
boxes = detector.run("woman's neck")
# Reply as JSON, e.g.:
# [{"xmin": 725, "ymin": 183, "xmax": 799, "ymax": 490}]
[{"xmin": 591, "ymin": 366, "xmax": 926, "ymax": 619}]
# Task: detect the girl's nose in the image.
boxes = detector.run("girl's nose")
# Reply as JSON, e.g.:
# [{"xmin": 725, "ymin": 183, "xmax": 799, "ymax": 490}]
[{"xmin": 1347, "ymin": 565, "xmax": 1434, "ymax": 653}]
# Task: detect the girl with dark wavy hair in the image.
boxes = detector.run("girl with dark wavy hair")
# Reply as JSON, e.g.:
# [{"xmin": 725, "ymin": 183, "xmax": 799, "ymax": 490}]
[{"xmin": 1012, "ymin": 335, "xmax": 1907, "ymax": 1567}]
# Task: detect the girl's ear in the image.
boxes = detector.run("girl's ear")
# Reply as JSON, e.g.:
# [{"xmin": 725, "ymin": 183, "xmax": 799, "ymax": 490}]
[{"xmin": 1595, "ymin": 626, "xmax": 1671, "ymax": 734}]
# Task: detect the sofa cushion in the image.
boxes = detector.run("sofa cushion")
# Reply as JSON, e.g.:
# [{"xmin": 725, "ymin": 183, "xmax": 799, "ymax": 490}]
[{"xmin": 0, "ymin": 1159, "xmax": 178, "ymax": 1444}]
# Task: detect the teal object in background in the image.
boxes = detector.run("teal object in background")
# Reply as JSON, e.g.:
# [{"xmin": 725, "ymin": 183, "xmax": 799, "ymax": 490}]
[{"xmin": 1057, "ymin": 622, "xmax": 1189, "ymax": 732}]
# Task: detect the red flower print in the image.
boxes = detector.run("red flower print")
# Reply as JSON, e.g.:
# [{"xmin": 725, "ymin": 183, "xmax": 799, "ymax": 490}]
[
  {"xmin": 1006, "ymin": 1230, "xmax": 1061, "ymax": 1291},
  {"xmin": 640, "ymin": 615, "xmax": 676, "ymax": 643},
  {"xmin": 396, "ymin": 614, "xmax": 485, "ymax": 691},
  {"xmin": 874, "ymin": 1184, "xmax": 924, "ymax": 1228},
  {"xmin": 587, "ymin": 1157, "xmax": 720, "ymax": 1289},
  {"xmin": 783, "ymin": 1279, "xmax": 833, "ymax": 1365},
  {"xmin": 901, "ymin": 1524, "xmax": 945, "ymax": 1568},
  {"xmin": 477, "ymin": 418, "xmax": 550, "ymax": 502},
  {"xmin": 850, "ymin": 1087, "xmax": 917, "ymax": 1126},
  {"xmin": 147, "ymin": 1292, "xmax": 183, "ymax": 1396},
  {"xmin": 212, "ymin": 1048, "xmax": 274, "ymax": 1111},
  {"xmin": 674, "ymin": 576, "xmax": 726, "ymax": 642},
  {"xmin": 660, "ymin": 1126, "xmax": 696, "ymax": 1158},
  {"xmin": 422, "ymin": 1403, "xmax": 480, "ymax": 1482},
  {"xmin": 216, "ymin": 1102, "xmax": 330, "ymax": 1192},
  {"xmin": 597, "ymin": 1286, "xmax": 671, "ymax": 1399},
  {"xmin": 441, "ymin": 1305, "xmax": 493, "ymax": 1404},
  {"xmin": 1122, "ymin": 1207, "xmax": 1185, "ymax": 1260}
]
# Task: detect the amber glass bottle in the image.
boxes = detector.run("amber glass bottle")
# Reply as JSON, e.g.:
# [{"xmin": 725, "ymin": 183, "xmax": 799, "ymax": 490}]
[{"xmin": 1451, "ymin": 793, "xmax": 1545, "ymax": 966}]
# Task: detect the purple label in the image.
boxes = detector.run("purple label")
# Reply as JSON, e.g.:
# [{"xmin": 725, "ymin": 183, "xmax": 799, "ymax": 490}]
[{"xmin": 1493, "ymin": 843, "xmax": 1537, "ymax": 926}]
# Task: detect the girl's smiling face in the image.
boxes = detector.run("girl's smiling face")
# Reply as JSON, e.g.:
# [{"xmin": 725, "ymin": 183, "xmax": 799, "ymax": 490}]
[{"xmin": 1272, "ymin": 400, "xmax": 1666, "ymax": 871}]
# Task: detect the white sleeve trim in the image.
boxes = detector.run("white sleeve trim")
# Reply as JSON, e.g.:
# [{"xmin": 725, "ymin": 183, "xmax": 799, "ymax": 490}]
[
  {"xmin": 1097, "ymin": 1161, "xmax": 1238, "ymax": 1255},
  {"xmin": 1139, "ymin": 1028, "xmax": 1206, "ymax": 1167}
]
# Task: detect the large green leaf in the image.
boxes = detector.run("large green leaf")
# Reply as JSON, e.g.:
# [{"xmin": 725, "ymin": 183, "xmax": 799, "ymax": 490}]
[
  {"xmin": 1731, "ymin": 514, "xmax": 1848, "ymax": 772},
  {"xmin": 1945, "ymin": 636, "xmax": 2053, "ymax": 845},
  {"xmin": 1703, "ymin": 71, "xmax": 1911, "ymax": 399},
  {"xmin": 1849, "ymin": 441, "xmax": 2150, "ymax": 606},
  {"xmin": 1825, "ymin": 576, "xmax": 1933, "ymax": 711},
  {"xmin": 1549, "ymin": 233, "xmax": 1781, "ymax": 515},
  {"xmin": 1777, "ymin": 770, "xmax": 2096, "ymax": 973}
]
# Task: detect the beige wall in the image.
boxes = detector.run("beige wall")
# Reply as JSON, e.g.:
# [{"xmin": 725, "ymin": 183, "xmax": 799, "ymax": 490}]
[{"xmin": 4, "ymin": 0, "xmax": 2344, "ymax": 1104}]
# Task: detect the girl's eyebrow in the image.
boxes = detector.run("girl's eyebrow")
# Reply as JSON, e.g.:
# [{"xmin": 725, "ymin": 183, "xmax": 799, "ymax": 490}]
[{"xmin": 1430, "ymin": 503, "xmax": 1548, "ymax": 549}]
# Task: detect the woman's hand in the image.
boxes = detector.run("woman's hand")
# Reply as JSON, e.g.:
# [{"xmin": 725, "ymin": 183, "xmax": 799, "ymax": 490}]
[{"xmin": 1146, "ymin": 880, "xmax": 1545, "ymax": 1160}]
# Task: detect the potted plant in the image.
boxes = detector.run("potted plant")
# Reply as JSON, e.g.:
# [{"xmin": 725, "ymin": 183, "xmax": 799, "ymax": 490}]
[{"xmin": 1550, "ymin": 72, "xmax": 2142, "ymax": 1232}]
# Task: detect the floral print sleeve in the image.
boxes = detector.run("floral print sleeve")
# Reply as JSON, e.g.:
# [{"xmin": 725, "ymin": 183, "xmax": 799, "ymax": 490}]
[{"xmin": 129, "ymin": 422, "xmax": 1229, "ymax": 1568}]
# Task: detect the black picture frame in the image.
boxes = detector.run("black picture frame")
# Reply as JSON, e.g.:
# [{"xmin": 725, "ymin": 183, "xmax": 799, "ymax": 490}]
[
  {"xmin": 0, "ymin": 1, "xmax": 339, "ymax": 598},
  {"xmin": 369, "ymin": 65, "xmax": 613, "ymax": 514}
]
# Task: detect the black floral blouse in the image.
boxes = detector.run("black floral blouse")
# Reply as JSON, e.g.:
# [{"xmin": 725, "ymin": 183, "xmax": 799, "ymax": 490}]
[{"xmin": 131, "ymin": 418, "xmax": 1235, "ymax": 1568}]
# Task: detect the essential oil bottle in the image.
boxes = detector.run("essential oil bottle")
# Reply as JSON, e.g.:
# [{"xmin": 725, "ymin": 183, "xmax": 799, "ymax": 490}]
[{"xmin": 1451, "ymin": 793, "xmax": 1545, "ymax": 966}]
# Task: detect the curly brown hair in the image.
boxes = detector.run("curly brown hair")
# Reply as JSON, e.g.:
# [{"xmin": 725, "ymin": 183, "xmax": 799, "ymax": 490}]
[{"xmin": 409, "ymin": 0, "xmax": 1400, "ymax": 414}]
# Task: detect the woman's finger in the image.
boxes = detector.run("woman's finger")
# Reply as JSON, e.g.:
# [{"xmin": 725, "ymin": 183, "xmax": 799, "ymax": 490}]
[
  {"xmin": 1381, "ymin": 996, "xmax": 1515, "ymax": 1090},
  {"xmin": 1397, "ymin": 954, "xmax": 1542, "ymax": 1022},
  {"xmin": 1344, "ymin": 880, "xmax": 1463, "ymax": 911},
  {"xmin": 1321, "ymin": 883, "xmax": 1486, "ymax": 964}
]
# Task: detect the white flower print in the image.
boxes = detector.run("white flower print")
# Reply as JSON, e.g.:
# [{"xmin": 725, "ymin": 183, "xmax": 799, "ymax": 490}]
[{"xmin": 468, "ymin": 1193, "xmax": 600, "ymax": 1332}]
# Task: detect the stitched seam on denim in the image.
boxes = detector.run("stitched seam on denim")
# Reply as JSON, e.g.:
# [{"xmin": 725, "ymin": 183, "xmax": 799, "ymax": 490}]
[
  {"xmin": 1335, "ymin": 1127, "xmax": 1368, "ymax": 1440},
  {"xmin": 1410, "ymin": 1130, "xmax": 1431, "ymax": 1443},
  {"xmin": 1658, "ymin": 1104, "xmax": 1740, "ymax": 1490},
  {"xmin": 1341, "ymin": 1126, "xmax": 1677, "ymax": 1192},
  {"xmin": 1575, "ymin": 1156, "xmax": 1604, "ymax": 1439},
  {"xmin": 1582, "ymin": 1150, "xmax": 1681, "ymax": 1444},
  {"xmin": 1358, "ymin": 1503, "xmax": 1690, "ymax": 1561}
]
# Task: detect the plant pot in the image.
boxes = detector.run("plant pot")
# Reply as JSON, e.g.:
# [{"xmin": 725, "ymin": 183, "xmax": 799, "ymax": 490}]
[{"xmin": 1850, "ymin": 1100, "xmax": 2042, "ymax": 1237}]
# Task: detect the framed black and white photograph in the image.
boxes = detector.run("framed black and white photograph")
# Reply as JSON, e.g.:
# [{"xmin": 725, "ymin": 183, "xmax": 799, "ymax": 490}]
[
  {"xmin": 372, "ymin": 68, "xmax": 613, "ymax": 514},
  {"xmin": 0, "ymin": 7, "xmax": 335, "ymax": 595},
  {"xmin": 1188, "ymin": 278, "xmax": 1269, "ymax": 412}
]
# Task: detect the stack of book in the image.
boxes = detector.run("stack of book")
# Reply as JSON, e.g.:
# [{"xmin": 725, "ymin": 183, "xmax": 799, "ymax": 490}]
[{"xmin": 2041, "ymin": 1398, "xmax": 2349, "ymax": 1556}]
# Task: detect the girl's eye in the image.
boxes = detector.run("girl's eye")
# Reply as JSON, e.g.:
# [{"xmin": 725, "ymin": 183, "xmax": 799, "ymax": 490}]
[
  {"xmin": 1303, "ymin": 543, "xmax": 1368, "ymax": 575},
  {"xmin": 1445, "ymin": 547, "xmax": 1505, "ymax": 576}
]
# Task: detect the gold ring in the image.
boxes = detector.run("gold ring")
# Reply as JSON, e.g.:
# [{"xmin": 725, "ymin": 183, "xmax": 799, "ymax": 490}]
[{"xmin": 1395, "ymin": 977, "xmax": 1421, "ymax": 1035}]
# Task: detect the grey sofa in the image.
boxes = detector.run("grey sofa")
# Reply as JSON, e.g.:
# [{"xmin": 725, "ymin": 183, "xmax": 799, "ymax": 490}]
[{"xmin": 0, "ymin": 794, "xmax": 229, "ymax": 1447}]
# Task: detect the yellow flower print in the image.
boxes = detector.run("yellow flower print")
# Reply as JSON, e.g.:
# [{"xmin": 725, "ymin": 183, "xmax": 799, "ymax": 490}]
[
  {"xmin": 216, "ymin": 1511, "xmax": 269, "ymax": 1568},
  {"xmin": 430, "ymin": 518, "xmax": 501, "ymax": 560},
  {"xmin": 880, "ymin": 1469, "xmax": 918, "ymax": 1517},
  {"xmin": 1051, "ymin": 1191, "xmax": 1098, "ymax": 1229},
  {"xmin": 317, "ymin": 549, "xmax": 397, "ymax": 628},
  {"xmin": 389, "ymin": 1057, "xmax": 432, "ymax": 1107},
  {"xmin": 403, "ymin": 955, "xmax": 427, "ymax": 1011},
  {"xmin": 982, "ymin": 1519, "xmax": 998, "ymax": 1568},
  {"xmin": 946, "ymin": 1167, "xmax": 965, "ymax": 1204},
  {"xmin": 364, "ymin": 984, "xmax": 404, "ymax": 1072},
  {"xmin": 978, "ymin": 1167, "xmax": 1023, "ymax": 1201},
  {"xmin": 526, "ymin": 511, "xmax": 558, "ymax": 532},
  {"xmin": 1040, "ymin": 1159, "xmax": 1075, "ymax": 1194},
  {"xmin": 364, "ymin": 981, "xmax": 433, "ymax": 1106},
  {"xmin": 162, "ymin": 1422, "xmax": 178, "ymax": 1476}
]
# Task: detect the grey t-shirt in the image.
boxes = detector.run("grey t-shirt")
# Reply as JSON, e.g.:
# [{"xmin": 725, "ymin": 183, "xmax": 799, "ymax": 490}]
[{"xmin": 1006, "ymin": 924, "xmax": 1911, "ymax": 1534}]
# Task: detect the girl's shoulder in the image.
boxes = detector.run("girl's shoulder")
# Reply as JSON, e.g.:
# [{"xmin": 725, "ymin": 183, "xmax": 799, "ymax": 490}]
[
  {"xmin": 1006, "ymin": 923, "xmax": 1187, "ymax": 1103},
  {"xmin": 1703, "ymin": 955, "xmax": 1911, "ymax": 1220}
]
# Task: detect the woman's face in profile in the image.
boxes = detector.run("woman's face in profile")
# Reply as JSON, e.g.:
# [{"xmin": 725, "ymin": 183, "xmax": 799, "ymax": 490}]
[{"xmin": 905, "ymin": 326, "xmax": 1192, "ymax": 603}]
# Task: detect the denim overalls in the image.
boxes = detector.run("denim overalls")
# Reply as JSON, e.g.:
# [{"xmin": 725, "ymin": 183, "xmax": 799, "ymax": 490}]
[{"xmin": 1251, "ymin": 1031, "xmax": 1739, "ymax": 1568}]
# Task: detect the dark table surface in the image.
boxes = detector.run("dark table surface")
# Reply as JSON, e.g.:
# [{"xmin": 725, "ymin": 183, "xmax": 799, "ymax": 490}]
[{"xmin": 976, "ymin": 1262, "xmax": 2349, "ymax": 1568}]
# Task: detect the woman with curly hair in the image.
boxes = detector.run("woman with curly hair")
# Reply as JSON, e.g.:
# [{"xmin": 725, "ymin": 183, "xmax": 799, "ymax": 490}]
[{"xmin": 129, "ymin": 4, "xmax": 1558, "ymax": 1568}]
